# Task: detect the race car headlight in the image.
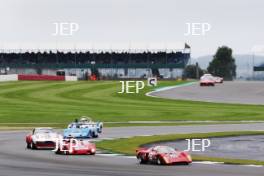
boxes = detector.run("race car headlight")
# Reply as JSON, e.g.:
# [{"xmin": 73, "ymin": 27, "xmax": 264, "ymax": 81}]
[
  {"xmin": 162, "ymin": 156, "xmax": 169, "ymax": 163},
  {"xmin": 187, "ymin": 155, "xmax": 192, "ymax": 161},
  {"xmin": 31, "ymin": 137, "xmax": 35, "ymax": 141},
  {"xmin": 32, "ymin": 136, "xmax": 37, "ymax": 141},
  {"xmin": 91, "ymin": 148, "xmax": 95, "ymax": 153}
]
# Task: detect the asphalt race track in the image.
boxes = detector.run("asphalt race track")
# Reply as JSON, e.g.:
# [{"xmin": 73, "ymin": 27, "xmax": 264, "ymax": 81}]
[
  {"xmin": 146, "ymin": 135, "xmax": 264, "ymax": 161},
  {"xmin": 1, "ymin": 124, "xmax": 264, "ymax": 176},
  {"xmin": 150, "ymin": 81, "xmax": 264, "ymax": 105}
]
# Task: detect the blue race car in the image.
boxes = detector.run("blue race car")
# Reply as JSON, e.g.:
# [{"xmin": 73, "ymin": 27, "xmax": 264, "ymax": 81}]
[{"xmin": 63, "ymin": 117, "xmax": 103, "ymax": 138}]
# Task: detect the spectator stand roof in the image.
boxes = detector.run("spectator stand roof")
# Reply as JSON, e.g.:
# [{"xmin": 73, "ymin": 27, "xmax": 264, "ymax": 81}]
[{"xmin": 0, "ymin": 42, "xmax": 191, "ymax": 54}]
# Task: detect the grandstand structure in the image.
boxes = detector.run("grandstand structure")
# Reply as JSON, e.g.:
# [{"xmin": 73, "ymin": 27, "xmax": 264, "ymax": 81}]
[{"xmin": 0, "ymin": 42, "xmax": 191, "ymax": 79}]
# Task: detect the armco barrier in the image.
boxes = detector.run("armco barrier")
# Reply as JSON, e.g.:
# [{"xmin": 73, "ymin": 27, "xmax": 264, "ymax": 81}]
[
  {"xmin": 0, "ymin": 74, "xmax": 18, "ymax": 82},
  {"xmin": 18, "ymin": 74, "xmax": 65, "ymax": 81}
]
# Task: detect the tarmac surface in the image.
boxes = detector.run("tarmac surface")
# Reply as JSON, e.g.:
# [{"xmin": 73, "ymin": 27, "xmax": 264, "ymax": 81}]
[
  {"xmin": 1, "ymin": 124, "xmax": 264, "ymax": 176},
  {"xmin": 150, "ymin": 81, "xmax": 264, "ymax": 105}
]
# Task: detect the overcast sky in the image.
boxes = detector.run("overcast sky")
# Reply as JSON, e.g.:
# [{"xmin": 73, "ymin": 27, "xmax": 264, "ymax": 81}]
[{"xmin": 0, "ymin": 0, "xmax": 264, "ymax": 57}]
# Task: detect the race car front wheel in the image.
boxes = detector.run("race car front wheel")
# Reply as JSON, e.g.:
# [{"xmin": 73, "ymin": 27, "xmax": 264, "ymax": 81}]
[
  {"xmin": 63, "ymin": 151, "xmax": 69, "ymax": 155},
  {"xmin": 87, "ymin": 131, "xmax": 92, "ymax": 138},
  {"xmin": 92, "ymin": 132, "xmax": 98, "ymax": 138},
  {"xmin": 156, "ymin": 156, "xmax": 164, "ymax": 165},
  {"xmin": 137, "ymin": 155, "xmax": 147, "ymax": 164},
  {"xmin": 30, "ymin": 142, "xmax": 36, "ymax": 149},
  {"xmin": 55, "ymin": 150, "xmax": 60, "ymax": 154},
  {"xmin": 97, "ymin": 124, "xmax": 103, "ymax": 133}
]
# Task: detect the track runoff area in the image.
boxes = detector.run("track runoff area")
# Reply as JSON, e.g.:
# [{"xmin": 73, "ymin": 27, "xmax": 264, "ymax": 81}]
[{"xmin": 1, "ymin": 80, "xmax": 264, "ymax": 176}]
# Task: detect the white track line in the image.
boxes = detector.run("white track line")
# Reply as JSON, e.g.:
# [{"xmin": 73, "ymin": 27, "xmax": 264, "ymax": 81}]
[
  {"xmin": 145, "ymin": 82, "xmax": 196, "ymax": 98},
  {"xmin": 243, "ymin": 165, "xmax": 263, "ymax": 168},
  {"xmin": 193, "ymin": 161, "xmax": 224, "ymax": 165}
]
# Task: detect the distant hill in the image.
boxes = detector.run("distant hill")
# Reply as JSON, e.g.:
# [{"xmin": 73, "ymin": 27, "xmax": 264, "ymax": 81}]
[{"xmin": 191, "ymin": 55, "xmax": 264, "ymax": 79}]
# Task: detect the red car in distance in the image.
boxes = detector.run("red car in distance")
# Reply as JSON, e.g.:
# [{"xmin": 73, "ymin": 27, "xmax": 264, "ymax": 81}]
[
  {"xmin": 200, "ymin": 74, "xmax": 215, "ymax": 86},
  {"xmin": 55, "ymin": 138, "xmax": 96, "ymax": 155},
  {"xmin": 136, "ymin": 146, "xmax": 192, "ymax": 165}
]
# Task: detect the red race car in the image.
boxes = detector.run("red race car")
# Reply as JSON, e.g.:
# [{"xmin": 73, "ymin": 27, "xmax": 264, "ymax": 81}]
[
  {"xmin": 55, "ymin": 138, "xmax": 96, "ymax": 155},
  {"xmin": 26, "ymin": 127, "xmax": 62, "ymax": 149},
  {"xmin": 136, "ymin": 146, "xmax": 192, "ymax": 165}
]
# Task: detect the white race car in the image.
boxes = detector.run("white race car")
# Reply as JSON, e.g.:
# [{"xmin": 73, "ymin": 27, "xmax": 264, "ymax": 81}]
[
  {"xmin": 214, "ymin": 76, "xmax": 224, "ymax": 83},
  {"xmin": 200, "ymin": 74, "xmax": 215, "ymax": 86},
  {"xmin": 26, "ymin": 127, "xmax": 62, "ymax": 149}
]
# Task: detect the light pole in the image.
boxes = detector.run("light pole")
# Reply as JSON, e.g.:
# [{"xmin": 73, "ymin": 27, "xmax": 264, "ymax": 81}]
[{"xmin": 196, "ymin": 62, "xmax": 199, "ymax": 80}]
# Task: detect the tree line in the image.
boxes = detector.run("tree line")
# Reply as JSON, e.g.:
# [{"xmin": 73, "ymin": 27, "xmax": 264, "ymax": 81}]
[{"xmin": 183, "ymin": 46, "xmax": 236, "ymax": 80}]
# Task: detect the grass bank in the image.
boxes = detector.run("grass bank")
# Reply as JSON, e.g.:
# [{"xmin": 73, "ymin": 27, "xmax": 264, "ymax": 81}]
[{"xmin": 0, "ymin": 81, "xmax": 264, "ymax": 127}]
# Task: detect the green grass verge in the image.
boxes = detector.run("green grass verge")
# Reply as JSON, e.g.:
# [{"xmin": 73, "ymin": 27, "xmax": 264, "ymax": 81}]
[
  {"xmin": 96, "ymin": 131, "xmax": 264, "ymax": 165},
  {"xmin": 0, "ymin": 80, "xmax": 264, "ymax": 127}
]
